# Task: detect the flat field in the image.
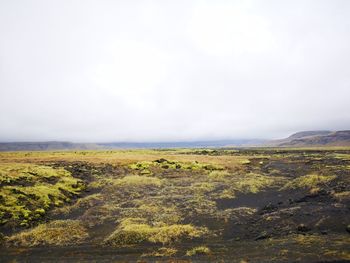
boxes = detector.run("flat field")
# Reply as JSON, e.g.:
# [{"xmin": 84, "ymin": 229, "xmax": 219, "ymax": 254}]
[{"xmin": 0, "ymin": 148, "xmax": 349, "ymax": 262}]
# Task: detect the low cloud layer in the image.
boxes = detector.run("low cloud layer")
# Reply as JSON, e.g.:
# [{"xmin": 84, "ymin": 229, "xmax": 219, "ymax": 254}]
[{"xmin": 0, "ymin": 0, "xmax": 349, "ymax": 142}]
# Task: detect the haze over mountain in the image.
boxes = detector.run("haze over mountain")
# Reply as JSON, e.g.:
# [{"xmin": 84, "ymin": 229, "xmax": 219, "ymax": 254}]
[
  {"xmin": 0, "ymin": 139, "xmax": 264, "ymax": 151},
  {"xmin": 0, "ymin": 142, "xmax": 100, "ymax": 152},
  {"xmin": 0, "ymin": 130, "xmax": 349, "ymax": 151}
]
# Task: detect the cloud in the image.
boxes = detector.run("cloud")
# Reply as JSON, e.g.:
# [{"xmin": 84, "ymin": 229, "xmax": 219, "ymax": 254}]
[{"xmin": 0, "ymin": 0, "xmax": 349, "ymax": 142}]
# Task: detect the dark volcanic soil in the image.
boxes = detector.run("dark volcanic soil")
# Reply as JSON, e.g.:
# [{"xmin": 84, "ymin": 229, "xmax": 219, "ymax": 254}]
[{"xmin": 0, "ymin": 149, "xmax": 349, "ymax": 262}]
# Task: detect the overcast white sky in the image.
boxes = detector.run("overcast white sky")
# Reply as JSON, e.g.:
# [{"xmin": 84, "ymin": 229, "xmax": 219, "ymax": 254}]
[{"xmin": 0, "ymin": 0, "xmax": 349, "ymax": 142}]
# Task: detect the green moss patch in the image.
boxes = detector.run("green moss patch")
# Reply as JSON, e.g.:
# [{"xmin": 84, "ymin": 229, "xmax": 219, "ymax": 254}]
[
  {"xmin": 128, "ymin": 159, "xmax": 224, "ymax": 175},
  {"xmin": 0, "ymin": 163, "xmax": 84, "ymax": 227}
]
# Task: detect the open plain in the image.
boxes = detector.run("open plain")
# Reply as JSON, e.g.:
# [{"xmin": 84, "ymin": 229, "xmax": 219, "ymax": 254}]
[{"xmin": 0, "ymin": 148, "xmax": 349, "ymax": 262}]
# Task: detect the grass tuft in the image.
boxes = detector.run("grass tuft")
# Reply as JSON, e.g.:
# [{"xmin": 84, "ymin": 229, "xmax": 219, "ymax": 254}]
[
  {"xmin": 6, "ymin": 220, "xmax": 88, "ymax": 247},
  {"xmin": 186, "ymin": 246, "xmax": 211, "ymax": 256},
  {"xmin": 282, "ymin": 174, "xmax": 336, "ymax": 190},
  {"xmin": 104, "ymin": 218, "xmax": 208, "ymax": 246}
]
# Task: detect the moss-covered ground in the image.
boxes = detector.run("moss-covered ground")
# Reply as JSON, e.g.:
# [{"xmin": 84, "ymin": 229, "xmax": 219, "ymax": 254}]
[{"xmin": 0, "ymin": 148, "xmax": 349, "ymax": 262}]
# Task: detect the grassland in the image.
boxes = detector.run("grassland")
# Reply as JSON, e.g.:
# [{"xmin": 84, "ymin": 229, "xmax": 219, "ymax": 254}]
[{"xmin": 0, "ymin": 148, "xmax": 349, "ymax": 262}]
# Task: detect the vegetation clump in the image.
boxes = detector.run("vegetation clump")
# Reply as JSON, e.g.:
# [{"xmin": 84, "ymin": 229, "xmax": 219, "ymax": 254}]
[
  {"xmin": 186, "ymin": 246, "xmax": 211, "ymax": 256},
  {"xmin": 333, "ymin": 191, "xmax": 350, "ymax": 201},
  {"xmin": 0, "ymin": 163, "xmax": 84, "ymax": 226},
  {"xmin": 144, "ymin": 247, "xmax": 178, "ymax": 257},
  {"xmin": 135, "ymin": 203, "xmax": 181, "ymax": 224},
  {"xmin": 53, "ymin": 193, "xmax": 103, "ymax": 215},
  {"xmin": 208, "ymin": 170, "xmax": 231, "ymax": 180},
  {"xmin": 104, "ymin": 218, "xmax": 208, "ymax": 246},
  {"xmin": 129, "ymin": 159, "xmax": 224, "ymax": 174},
  {"xmin": 216, "ymin": 173, "xmax": 279, "ymax": 199},
  {"xmin": 6, "ymin": 220, "xmax": 88, "ymax": 247},
  {"xmin": 234, "ymin": 173, "xmax": 276, "ymax": 194},
  {"xmin": 113, "ymin": 175, "xmax": 162, "ymax": 187},
  {"xmin": 282, "ymin": 174, "xmax": 336, "ymax": 190}
]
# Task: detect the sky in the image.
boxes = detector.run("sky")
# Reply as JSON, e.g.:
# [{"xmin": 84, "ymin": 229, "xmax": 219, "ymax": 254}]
[{"xmin": 0, "ymin": 0, "xmax": 349, "ymax": 142}]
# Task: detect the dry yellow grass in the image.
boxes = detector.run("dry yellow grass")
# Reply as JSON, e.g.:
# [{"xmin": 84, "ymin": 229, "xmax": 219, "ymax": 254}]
[
  {"xmin": 104, "ymin": 217, "xmax": 208, "ymax": 246},
  {"xmin": 6, "ymin": 220, "xmax": 88, "ymax": 246},
  {"xmin": 0, "ymin": 149, "xmax": 250, "ymax": 169}
]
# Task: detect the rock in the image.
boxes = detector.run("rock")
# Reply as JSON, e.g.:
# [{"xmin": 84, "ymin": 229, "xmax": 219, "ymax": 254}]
[
  {"xmin": 297, "ymin": 224, "xmax": 311, "ymax": 232},
  {"xmin": 255, "ymin": 231, "xmax": 270, "ymax": 240},
  {"xmin": 154, "ymin": 158, "xmax": 168, "ymax": 163},
  {"xmin": 262, "ymin": 203, "xmax": 277, "ymax": 212},
  {"xmin": 320, "ymin": 230, "xmax": 328, "ymax": 235},
  {"xmin": 346, "ymin": 225, "xmax": 350, "ymax": 234}
]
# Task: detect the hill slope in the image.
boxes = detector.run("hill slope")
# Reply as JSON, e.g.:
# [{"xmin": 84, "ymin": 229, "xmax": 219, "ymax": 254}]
[{"xmin": 269, "ymin": 130, "xmax": 350, "ymax": 147}]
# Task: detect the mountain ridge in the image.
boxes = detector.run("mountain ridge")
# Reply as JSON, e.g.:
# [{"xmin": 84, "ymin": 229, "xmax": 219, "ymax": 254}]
[
  {"xmin": 0, "ymin": 130, "xmax": 349, "ymax": 151},
  {"xmin": 267, "ymin": 130, "xmax": 350, "ymax": 147}
]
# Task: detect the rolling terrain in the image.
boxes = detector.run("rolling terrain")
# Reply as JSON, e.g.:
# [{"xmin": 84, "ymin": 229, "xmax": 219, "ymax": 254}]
[{"xmin": 0, "ymin": 148, "xmax": 349, "ymax": 262}]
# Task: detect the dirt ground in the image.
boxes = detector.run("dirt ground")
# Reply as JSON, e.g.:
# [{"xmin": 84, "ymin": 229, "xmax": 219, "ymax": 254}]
[{"xmin": 0, "ymin": 148, "xmax": 349, "ymax": 262}]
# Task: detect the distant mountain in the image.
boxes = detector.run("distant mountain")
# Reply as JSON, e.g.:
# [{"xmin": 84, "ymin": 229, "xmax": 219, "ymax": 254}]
[
  {"xmin": 0, "ymin": 141, "xmax": 101, "ymax": 151},
  {"xmin": 1, "ymin": 131, "xmax": 349, "ymax": 151},
  {"xmin": 267, "ymin": 130, "xmax": 350, "ymax": 147},
  {"xmin": 286, "ymin": 130, "xmax": 332, "ymax": 140},
  {"xmin": 99, "ymin": 139, "xmax": 265, "ymax": 149},
  {"xmin": 0, "ymin": 139, "xmax": 264, "ymax": 151}
]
